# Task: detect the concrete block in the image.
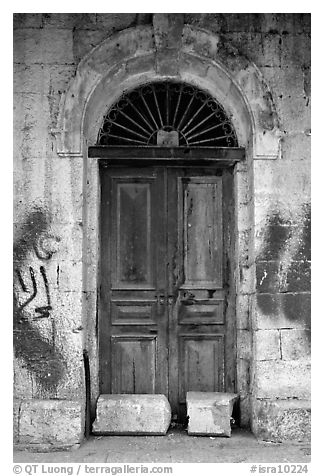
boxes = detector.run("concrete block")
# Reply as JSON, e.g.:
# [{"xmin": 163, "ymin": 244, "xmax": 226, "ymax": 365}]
[
  {"xmin": 19, "ymin": 399, "xmax": 83, "ymax": 447},
  {"xmin": 280, "ymin": 329, "xmax": 311, "ymax": 360},
  {"xmin": 93, "ymin": 394, "xmax": 171, "ymax": 435},
  {"xmin": 255, "ymin": 329, "xmax": 281, "ymax": 360},
  {"xmin": 253, "ymin": 398, "xmax": 311, "ymax": 442},
  {"xmin": 186, "ymin": 392, "xmax": 238, "ymax": 437}
]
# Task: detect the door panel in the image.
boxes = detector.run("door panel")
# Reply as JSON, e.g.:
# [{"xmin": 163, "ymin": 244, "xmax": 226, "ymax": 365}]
[
  {"xmin": 100, "ymin": 167, "xmax": 168, "ymax": 396},
  {"xmin": 179, "ymin": 334, "xmax": 225, "ymax": 403},
  {"xmin": 113, "ymin": 180, "xmax": 154, "ymax": 288},
  {"xmin": 167, "ymin": 168, "xmax": 230, "ymax": 420},
  {"xmin": 100, "ymin": 164, "xmax": 235, "ymax": 420},
  {"xmin": 182, "ymin": 177, "xmax": 223, "ymax": 288},
  {"xmin": 111, "ymin": 335, "xmax": 157, "ymax": 394}
]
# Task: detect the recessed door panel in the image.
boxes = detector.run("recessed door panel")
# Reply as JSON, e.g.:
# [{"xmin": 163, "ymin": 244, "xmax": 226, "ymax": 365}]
[
  {"xmin": 112, "ymin": 179, "xmax": 154, "ymax": 289},
  {"xmin": 179, "ymin": 335, "xmax": 225, "ymax": 403},
  {"xmin": 111, "ymin": 336, "xmax": 157, "ymax": 394},
  {"xmin": 182, "ymin": 178, "xmax": 223, "ymax": 288}
]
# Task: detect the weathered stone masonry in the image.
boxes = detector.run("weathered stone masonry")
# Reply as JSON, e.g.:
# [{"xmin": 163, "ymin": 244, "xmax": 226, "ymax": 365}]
[{"xmin": 13, "ymin": 13, "xmax": 310, "ymax": 448}]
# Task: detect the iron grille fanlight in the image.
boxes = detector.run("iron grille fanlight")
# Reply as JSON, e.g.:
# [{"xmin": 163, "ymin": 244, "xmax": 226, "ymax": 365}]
[{"xmin": 97, "ymin": 81, "xmax": 238, "ymax": 147}]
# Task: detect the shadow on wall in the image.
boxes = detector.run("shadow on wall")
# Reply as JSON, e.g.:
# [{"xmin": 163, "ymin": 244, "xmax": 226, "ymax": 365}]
[
  {"xmin": 256, "ymin": 203, "xmax": 311, "ymax": 335},
  {"xmin": 13, "ymin": 206, "xmax": 66, "ymax": 393}
]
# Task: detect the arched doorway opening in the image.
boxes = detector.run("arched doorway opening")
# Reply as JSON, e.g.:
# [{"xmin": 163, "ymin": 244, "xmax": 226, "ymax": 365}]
[
  {"xmin": 55, "ymin": 19, "xmax": 281, "ymax": 434},
  {"xmin": 91, "ymin": 80, "xmax": 244, "ymax": 422}
]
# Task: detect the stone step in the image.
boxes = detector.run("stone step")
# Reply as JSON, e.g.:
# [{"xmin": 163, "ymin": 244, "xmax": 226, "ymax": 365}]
[
  {"xmin": 186, "ymin": 391, "xmax": 239, "ymax": 437},
  {"xmin": 92, "ymin": 394, "xmax": 171, "ymax": 435}
]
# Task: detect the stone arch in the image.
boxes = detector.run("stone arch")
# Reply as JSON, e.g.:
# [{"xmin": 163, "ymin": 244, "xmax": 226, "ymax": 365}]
[
  {"xmin": 55, "ymin": 20, "xmax": 281, "ymax": 159},
  {"xmin": 54, "ymin": 16, "xmax": 281, "ymax": 428}
]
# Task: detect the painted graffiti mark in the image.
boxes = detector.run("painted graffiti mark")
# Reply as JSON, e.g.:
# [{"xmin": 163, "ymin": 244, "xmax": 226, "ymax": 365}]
[
  {"xmin": 16, "ymin": 266, "xmax": 37, "ymax": 314},
  {"xmin": 34, "ymin": 265, "xmax": 52, "ymax": 318},
  {"xmin": 16, "ymin": 269, "xmax": 28, "ymax": 292},
  {"xmin": 34, "ymin": 234, "xmax": 61, "ymax": 261},
  {"xmin": 15, "ymin": 265, "xmax": 52, "ymax": 320},
  {"xmin": 13, "ymin": 207, "xmax": 66, "ymax": 392}
]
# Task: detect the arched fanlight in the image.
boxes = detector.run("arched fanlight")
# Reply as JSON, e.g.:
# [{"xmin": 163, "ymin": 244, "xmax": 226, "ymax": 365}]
[{"xmin": 97, "ymin": 81, "xmax": 238, "ymax": 147}]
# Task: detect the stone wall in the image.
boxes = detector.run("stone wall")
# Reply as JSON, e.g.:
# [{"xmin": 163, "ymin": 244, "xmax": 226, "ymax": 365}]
[{"xmin": 13, "ymin": 13, "xmax": 311, "ymax": 446}]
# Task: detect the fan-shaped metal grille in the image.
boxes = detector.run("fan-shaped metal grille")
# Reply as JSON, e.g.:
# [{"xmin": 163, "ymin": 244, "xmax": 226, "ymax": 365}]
[{"xmin": 97, "ymin": 81, "xmax": 238, "ymax": 147}]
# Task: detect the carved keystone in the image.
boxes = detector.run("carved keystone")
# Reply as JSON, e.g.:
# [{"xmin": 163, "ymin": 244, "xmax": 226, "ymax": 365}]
[
  {"xmin": 93, "ymin": 394, "xmax": 171, "ymax": 435},
  {"xmin": 187, "ymin": 391, "xmax": 239, "ymax": 437}
]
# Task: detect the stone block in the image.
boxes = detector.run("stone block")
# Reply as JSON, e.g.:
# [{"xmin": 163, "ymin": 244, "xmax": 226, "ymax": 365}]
[
  {"xmin": 237, "ymin": 330, "xmax": 252, "ymax": 359},
  {"xmin": 236, "ymin": 359, "xmax": 250, "ymax": 394},
  {"xmin": 236, "ymin": 294, "xmax": 251, "ymax": 330},
  {"xmin": 254, "ymin": 360, "xmax": 311, "ymax": 399},
  {"xmin": 253, "ymin": 398, "xmax": 311, "ymax": 442},
  {"xmin": 280, "ymin": 133, "xmax": 311, "ymax": 162},
  {"xmin": 238, "ymin": 263, "xmax": 255, "ymax": 295},
  {"xmin": 72, "ymin": 30, "xmax": 110, "ymax": 64},
  {"xmin": 238, "ymin": 228, "xmax": 253, "ymax": 269},
  {"xmin": 281, "ymin": 32, "xmax": 311, "ymax": 67},
  {"xmin": 13, "ymin": 64, "xmax": 50, "ymax": 95},
  {"xmin": 182, "ymin": 25, "xmax": 219, "ymax": 58},
  {"xmin": 284, "ymin": 261, "xmax": 311, "ymax": 292},
  {"xmin": 255, "ymin": 292, "xmax": 311, "ymax": 330},
  {"xmin": 14, "ymin": 29, "xmax": 74, "ymax": 65},
  {"xmin": 13, "ymin": 400, "xmax": 21, "ymax": 444},
  {"xmin": 95, "ymin": 13, "xmax": 136, "ymax": 31},
  {"xmin": 14, "ymin": 13, "xmax": 43, "ymax": 29},
  {"xmin": 238, "ymin": 394, "xmax": 251, "ymax": 428},
  {"xmin": 154, "ymin": 14, "xmax": 184, "ymax": 51},
  {"xmin": 19, "ymin": 399, "xmax": 83, "ymax": 448},
  {"xmin": 255, "ymin": 329, "xmax": 281, "ymax": 360},
  {"xmin": 186, "ymin": 392, "xmax": 238, "ymax": 437},
  {"xmin": 280, "ymin": 329, "xmax": 311, "ymax": 360},
  {"xmin": 256, "ymin": 261, "xmax": 280, "ymax": 293},
  {"xmin": 42, "ymin": 13, "xmax": 97, "ymax": 29},
  {"xmin": 93, "ymin": 394, "xmax": 171, "ymax": 435}
]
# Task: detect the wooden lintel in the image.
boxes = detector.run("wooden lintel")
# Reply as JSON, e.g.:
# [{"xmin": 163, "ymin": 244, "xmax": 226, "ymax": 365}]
[{"xmin": 88, "ymin": 146, "xmax": 245, "ymax": 162}]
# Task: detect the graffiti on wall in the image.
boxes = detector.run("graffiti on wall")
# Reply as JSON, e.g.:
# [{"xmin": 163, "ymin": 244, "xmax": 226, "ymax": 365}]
[
  {"xmin": 13, "ymin": 206, "xmax": 66, "ymax": 392},
  {"xmin": 16, "ymin": 265, "xmax": 52, "ymax": 319}
]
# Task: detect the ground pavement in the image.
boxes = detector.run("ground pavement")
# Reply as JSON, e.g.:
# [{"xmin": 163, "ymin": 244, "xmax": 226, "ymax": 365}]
[{"xmin": 13, "ymin": 428, "xmax": 311, "ymax": 464}]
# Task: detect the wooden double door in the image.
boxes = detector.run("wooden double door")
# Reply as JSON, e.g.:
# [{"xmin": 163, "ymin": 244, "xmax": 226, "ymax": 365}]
[{"xmin": 99, "ymin": 164, "xmax": 235, "ymax": 420}]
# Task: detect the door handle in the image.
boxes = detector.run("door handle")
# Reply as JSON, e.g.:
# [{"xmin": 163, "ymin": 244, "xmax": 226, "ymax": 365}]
[
  {"xmin": 167, "ymin": 295, "xmax": 175, "ymax": 305},
  {"xmin": 180, "ymin": 292, "xmax": 197, "ymax": 305},
  {"xmin": 155, "ymin": 293, "xmax": 165, "ymax": 314}
]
